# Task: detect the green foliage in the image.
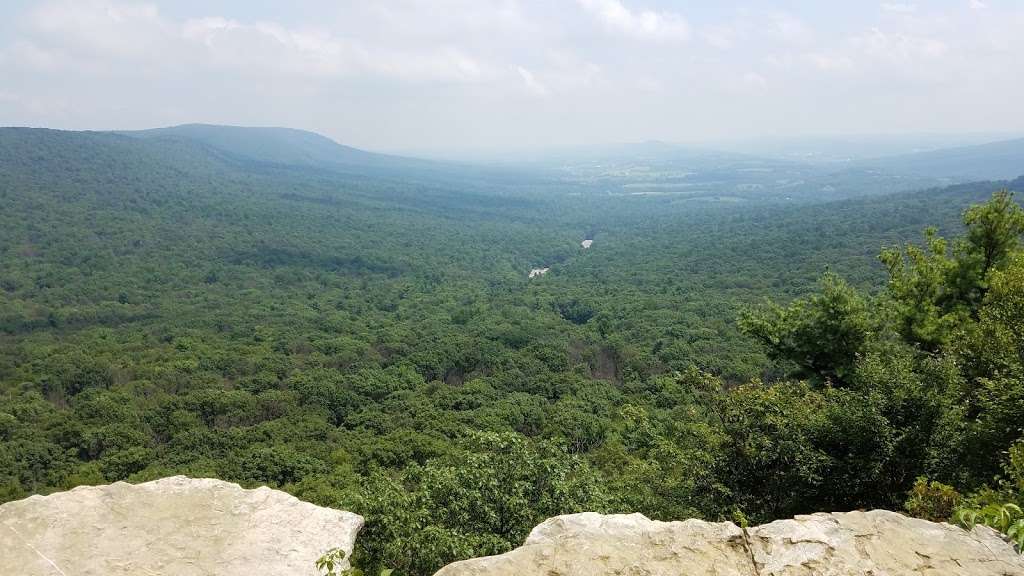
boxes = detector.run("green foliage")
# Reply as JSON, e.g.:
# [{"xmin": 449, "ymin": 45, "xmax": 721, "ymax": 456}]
[
  {"xmin": 2, "ymin": 129, "xmax": 1024, "ymax": 571},
  {"xmin": 904, "ymin": 477, "xmax": 961, "ymax": 522},
  {"xmin": 1009, "ymin": 442, "xmax": 1024, "ymax": 492},
  {"xmin": 880, "ymin": 190, "xmax": 1024, "ymax": 349},
  {"xmin": 740, "ymin": 273, "xmax": 870, "ymax": 385},
  {"xmin": 716, "ymin": 381, "xmax": 901, "ymax": 520},
  {"xmin": 352, "ymin": 432, "xmax": 608, "ymax": 576},
  {"xmin": 948, "ymin": 441, "xmax": 1024, "ymax": 553},
  {"xmin": 316, "ymin": 548, "xmax": 350, "ymax": 576},
  {"xmin": 1011, "ymin": 520, "xmax": 1024, "ymax": 554},
  {"xmin": 731, "ymin": 508, "xmax": 750, "ymax": 529},
  {"xmin": 879, "ymin": 227, "xmax": 963, "ymax": 349},
  {"xmin": 957, "ymin": 502, "xmax": 1022, "ymax": 533},
  {"xmin": 317, "ymin": 548, "xmax": 394, "ymax": 576},
  {"xmin": 962, "ymin": 190, "xmax": 1024, "ymax": 282},
  {"xmin": 956, "ymin": 503, "xmax": 1024, "ymax": 553}
]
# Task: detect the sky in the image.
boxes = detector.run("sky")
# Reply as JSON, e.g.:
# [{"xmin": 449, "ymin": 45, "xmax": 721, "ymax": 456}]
[{"xmin": 0, "ymin": 0, "xmax": 1022, "ymax": 152}]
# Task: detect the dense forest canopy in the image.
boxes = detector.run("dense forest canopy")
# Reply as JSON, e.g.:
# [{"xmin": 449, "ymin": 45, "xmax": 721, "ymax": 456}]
[{"xmin": 1, "ymin": 127, "xmax": 1022, "ymax": 573}]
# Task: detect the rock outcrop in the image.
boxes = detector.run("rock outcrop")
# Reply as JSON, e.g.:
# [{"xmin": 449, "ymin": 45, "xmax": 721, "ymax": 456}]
[
  {"xmin": 434, "ymin": 510, "xmax": 1024, "ymax": 576},
  {"xmin": 5, "ymin": 478, "xmax": 1023, "ymax": 576},
  {"xmin": 0, "ymin": 476, "xmax": 363, "ymax": 576}
]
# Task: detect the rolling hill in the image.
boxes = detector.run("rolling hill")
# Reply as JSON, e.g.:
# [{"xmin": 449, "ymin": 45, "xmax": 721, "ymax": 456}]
[
  {"xmin": 121, "ymin": 123, "xmax": 432, "ymax": 173},
  {"xmin": 858, "ymin": 137, "xmax": 1024, "ymax": 181}
]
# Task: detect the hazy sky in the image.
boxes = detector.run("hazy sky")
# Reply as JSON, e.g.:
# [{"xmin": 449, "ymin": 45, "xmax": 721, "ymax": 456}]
[{"xmin": 1, "ymin": 0, "xmax": 1021, "ymax": 152}]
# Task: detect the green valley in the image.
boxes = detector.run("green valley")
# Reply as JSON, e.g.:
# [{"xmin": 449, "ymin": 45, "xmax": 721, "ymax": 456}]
[{"xmin": 1, "ymin": 126, "xmax": 1022, "ymax": 574}]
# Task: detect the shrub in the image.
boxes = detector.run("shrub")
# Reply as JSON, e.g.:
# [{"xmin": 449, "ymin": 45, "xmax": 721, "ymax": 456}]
[{"xmin": 904, "ymin": 477, "xmax": 960, "ymax": 522}]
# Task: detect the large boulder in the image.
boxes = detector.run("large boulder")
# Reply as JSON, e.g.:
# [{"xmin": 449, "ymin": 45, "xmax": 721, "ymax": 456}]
[
  {"xmin": 434, "ymin": 510, "xmax": 1024, "ymax": 576},
  {"xmin": 0, "ymin": 476, "xmax": 363, "ymax": 576}
]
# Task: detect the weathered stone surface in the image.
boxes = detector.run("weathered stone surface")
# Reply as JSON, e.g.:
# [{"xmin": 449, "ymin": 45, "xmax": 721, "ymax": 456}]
[
  {"xmin": 435, "ymin": 512, "xmax": 753, "ymax": 576},
  {"xmin": 0, "ymin": 476, "xmax": 363, "ymax": 576},
  {"xmin": 750, "ymin": 510, "xmax": 1024, "ymax": 576},
  {"xmin": 434, "ymin": 510, "xmax": 1024, "ymax": 576}
]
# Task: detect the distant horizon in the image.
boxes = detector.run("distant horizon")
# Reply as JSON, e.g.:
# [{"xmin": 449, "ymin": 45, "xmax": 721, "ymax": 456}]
[{"xmin": 2, "ymin": 121, "xmax": 1023, "ymax": 162}]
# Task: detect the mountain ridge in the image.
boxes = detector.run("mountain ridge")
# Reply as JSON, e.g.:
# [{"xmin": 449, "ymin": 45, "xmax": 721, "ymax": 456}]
[
  {"xmin": 120, "ymin": 123, "xmax": 417, "ymax": 170},
  {"xmin": 855, "ymin": 136, "xmax": 1024, "ymax": 180}
]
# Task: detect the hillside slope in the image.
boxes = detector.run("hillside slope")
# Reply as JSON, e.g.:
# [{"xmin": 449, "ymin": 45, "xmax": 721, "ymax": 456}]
[
  {"xmin": 123, "ymin": 123, "xmax": 428, "ymax": 172},
  {"xmin": 859, "ymin": 137, "xmax": 1024, "ymax": 180}
]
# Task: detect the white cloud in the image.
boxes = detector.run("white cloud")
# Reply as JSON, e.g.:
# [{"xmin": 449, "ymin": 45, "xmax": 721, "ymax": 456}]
[
  {"xmin": 539, "ymin": 51, "xmax": 603, "ymax": 92},
  {"xmin": 29, "ymin": 0, "xmax": 170, "ymax": 60},
  {"xmin": 181, "ymin": 17, "xmax": 351, "ymax": 78},
  {"xmin": 515, "ymin": 65, "xmax": 549, "ymax": 96},
  {"xmin": 766, "ymin": 12, "xmax": 811, "ymax": 46},
  {"xmin": 3, "ymin": 0, "xmax": 1024, "ymax": 148},
  {"xmin": 2, "ymin": 41, "xmax": 61, "ymax": 71},
  {"xmin": 16, "ymin": 0, "xmax": 490, "ymax": 84},
  {"xmin": 180, "ymin": 16, "xmax": 487, "ymax": 82},
  {"xmin": 852, "ymin": 27, "xmax": 947, "ymax": 61},
  {"xmin": 701, "ymin": 24, "xmax": 739, "ymax": 49},
  {"xmin": 0, "ymin": 88, "xmax": 72, "ymax": 120},
  {"xmin": 805, "ymin": 53, "xmax": 855, "ymax": 72},
  {"xmin": 741, "ymin": 71, "xmax": 767, "ymax": 89},
  {"xmin": 577, "ymin": 0, "xmax": 689, "ymax": 42},
  {"xmin": 635, "ymin": 76, "xmax": 663, "ymax": 93},
  {"xmin": 881, "ymin": 3, "xmax": 918, "ymax": 14}
]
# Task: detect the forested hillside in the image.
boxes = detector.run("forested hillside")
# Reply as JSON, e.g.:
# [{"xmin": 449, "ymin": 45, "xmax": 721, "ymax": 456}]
[
  {"xmin": 1, "ymin": 127, "xmax": 1022, "ymax": 573},
  {"xmin": 857, "ymin": 137, "xmax": 1024, "ymax": 181}
]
